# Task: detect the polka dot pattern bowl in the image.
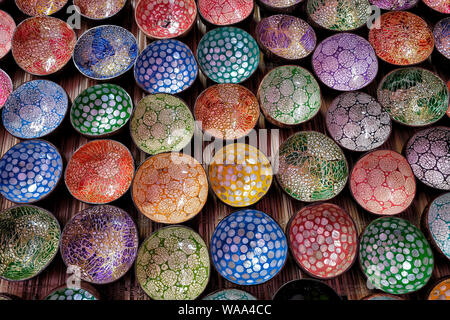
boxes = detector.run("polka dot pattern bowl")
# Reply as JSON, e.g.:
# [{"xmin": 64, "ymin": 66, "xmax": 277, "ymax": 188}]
[
  {"xmin": 15, "ymin": 0, "xmax": 68, "ymax": 16},
  {"xmin": 74, "ymin": 0, "xmax": 126, "ymax": 20},
  {"xmin": 359, "ymin": 217, "xmax": 434, "ymax": 295},
  {"xmin": 60, "ymin": 205, "xmax": 139, "ymax": 284},
  {"xmin": 428, "ymin": 277, "xmax": 450, "ymax": 300},
  {"xmin": 204, "ymin": 289, "xmax": 256, "ymax": 300},
  {"xmin": 312, "ymin": 33, "xmax": 378, "ymax": 91},
  {"xmin": 276, "ymin": 131, "xmax": 349, "ymax": 202},
  {"xmin": 44, "ymin": 283, "xmax": 100, "ymax": 300},
  {"xmin": 197, "ymin": 27, "xmax": 260, "ymax": 83},
  {"xmin": 65, "ymin": 140, "xmax": 134, "ymax": 204},
  {"xmin": 273, "ymin": 279, "xmax": 341, "ymax": 300},
  {"xmin": 2, "ymin": 80, "xmax": 68, "ymax": 139},
  {"xmin": 198, "ymin": 0, "xmax": 254, "ymax": 26},
  {"xmin": 132, "ymin": 152, "xmax": 208, "ymax": 224},
  {"xmin": 130, "ymin": 94, "xmax": 194, "ymax": 155},
  {"xmin": 433, "ymin": 17, "xmax": 450, "ymax": 60},
  {"xmin": 0, "ymin": 10, "xmax": 15, "ymax": 59},
  {"xmin": 0, "ymin": 205, "xmax": 60, "ymax": 281},
  {"xmin": 136, "ymin": 226, "xmax": 210, "ymax": 300},
  {"xmin": 423, "ymin": 0, "xmax": 450, "ymax": 13},
  {"xmin": 0, "ymin": 140, "xmax": 63, "ymax": 204},
  {"xmin": 369, "ymin": 0, "xmax": 418, "ymax": 9},
  {"xmin": 326, "ymin": 92, "xmax": 391, "ymax": 152},
  {"xmin": 134, "ymin": 39, "xmax": 197, "ymax": 94},
  {"xmin": 288, "ymin": 203, "xmax": 358, "ymax": 279},
  {"xmin": 211, "ymin": 209, "xmax": 287, "ymax": 285},
  {"xmin": 0, "ymin": 68, "xmax": 12, "ymax": 109}
]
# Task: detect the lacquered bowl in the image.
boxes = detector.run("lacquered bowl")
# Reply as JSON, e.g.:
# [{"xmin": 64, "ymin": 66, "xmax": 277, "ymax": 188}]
[
  {"xmin": 12, "ymin": 17, "xmax": 76, "ymax": 76},
  {"xmin": 276, "ymin": 131, "xmax": 349, "ymax": 202},
  {"xmin": 258, "ymin": 0, "xmax": 304, "ymax": 12},
  {"xmin": 65, "ymin": 139, "xmax": 134, "ymax": 204},
  {"xmin": 273, "ymin": 279, "xmax": 341, "ymax": 300},
  {"xmin": 423, "ymin": 0, "xmax": 450, "ymax": 14},
  {"xmin": 369, "ymin": 0, "xmax": 418, "ymax": 9},
  {"xmin": 288, "ymin": 203, "xmax": 358, "ymax": 279},
  {"xmin": 256, "ymin": 15, "xmax": 316, "ymax": 61},
  {"xmin": 70, "ymin": 83, "xmax": 133, "ymax": 137},
  {"xmin": 312, "ymin": 33, "xmax": 378, "ymax": 91},
  {"xmin": 132, "ymin": 152, "xmax": 208, "ymax": 224},
  {"xmin": 361, "ymin": 293, "xmax": 404, "ymax": 300},
  {"xmin": 428, "ymin": 277, "xmax": 450, "ymax": 300},
  {"xmin": 0, "ymin": 10, "xmax": 15, "ymax": 59},
  {"xmin": 130, "ymin": 94, "xmax": 194, "ymax": 155},
  {"xmin": 433, "ymin": 17, "xmax": 450, "ymax": 60},
  {"xmin": 208, "ymin": 143, "xmax": 273, "ymax": 207},
  {"xmin": 194, "ymin": 84, "xmax": 259, "ymax": 140},
  {"xmin": 359, "ymin": 217, "xmax": 434, "ymax": 295},
  {"xmin": 326, "ymin": 92, "xmax": 391, "ymax": 152},
  {"xmin": 2, "ymin": 80, "xmax": 68, "ymax": 139},
  {"xmin": 198, "ymin": 0, "xmax": 254, "ymax": 26},
  {"xmin": 136, "ymin": 226, "xmax": 210, "ymax": 300},
  {"xmin": 74, "ymin": 0, "xmax": 127, "ymax": 20},
  {"xmin": 60, "ymin": 205, "xmax": 139, "ymax": 284},
  {"xmin": 204, "ymin": 289, "xmax": 257, "ymax": 300},
  {"xmin": 15, "ymin": 0, "xmax": 68, "ymax": 16},
  {"xmin": 197, "ymin": 27, "xmax": 260, "ymax": 84},
  {"xmin": 44, "ymin": 283, "xmax": 100, "ymax": 300},
  {"xmin": 0, "ymin": 293, "xmax": 20, "ymax": 300},
  {"xmin": 0, "ymin": 68, "xmax": 12, "ymax": 108},
  {"xmin": 405, "ymin": 127, "xmax": 450, "ymax": 191},
  {"xmin": 134, "ymin": 39, "xmax": 198, "ymax": 94},
  {"xmin": 0, "ymin": 140, "xmax": 63, "ymax": 203},
  {"xmin": 210, "ymin": 209, "xmax": 288, "ymax": 285},
  {"xmin": 368, "ymin": 11, "xmax": 434, "ymax": 66},
  {"xmin": 0, "ymin": 205, "xmax": 60, "ymax": 281}
]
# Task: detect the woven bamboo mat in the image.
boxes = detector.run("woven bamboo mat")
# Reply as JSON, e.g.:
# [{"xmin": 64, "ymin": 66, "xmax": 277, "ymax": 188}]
[{"xmin": 0, "ymin": 0, "xmax": 449, "ymax": 300}]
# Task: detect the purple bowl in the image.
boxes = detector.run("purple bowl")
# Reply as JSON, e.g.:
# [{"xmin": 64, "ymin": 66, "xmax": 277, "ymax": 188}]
[
  {"xmin": 434, "ymin": 17, "xmax": 450, "ymax": 60},
  {"xmin": 369, "ymin": 0, "xmax": 418, "ymax": 10}
]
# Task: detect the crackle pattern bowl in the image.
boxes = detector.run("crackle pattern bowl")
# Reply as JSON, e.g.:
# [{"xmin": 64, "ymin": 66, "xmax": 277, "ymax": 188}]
[
  {"xmin": 369, "ymin": 0, "xmax": 418, "ymax": 9},
  {"xmin": 362, "ymin": 293, "xmax": 404, "ymax": 300},
  {"xmin": 428, "ymin": 278, "xmax": 450, "ymax": 300},
  {"xmin": 433, "ymin": 17, "xmax": 450, "ymax": 60},
  {"xmin": 136, "ymin": 226, "xmax": 210, "ymax": 300},
  {"xmin": 423, "ymin": 0, "xmax": 450, "ymax": 13},
  {"xmin": 258, "ymin": 0, "xmax": 304, "ymax": 12},
  {"xmin": 0, "ymin": 10, "xmax": 15, "ymax": 59},
  {"xmin": 74, "ymin": 0, "xmax": 126, "ymax": 20},
  {"xmin": 210, "ymin": 209, "xmax": 288, "ymax": 285},
  {"xmin": 0, "ymin": 68, "xmax": 12, "ymax": 108},
  {"xmin": 45, "ymin": 283, "xmax": 100, "ymax": 300},
  {"xmin": 198, "ymin": 0, "xmax": 254, "ymax": 26},
  {"xmin": 15, "ymin": 0, "xmax": 68, "ymax": 16},
  {"xmin": 204, "ymin": 289, "xmax": 257, "ymax": 300},
  {"xmin": 0, "ymin": 205, "xmax": 60, "ymax": 281},
  {"xmin": 273, "ymin": 279, "xmax": 341, "ymax": 300},
  {"xmin": 61, "ymin": 205, "xmax": 138, "ymax": 284}
]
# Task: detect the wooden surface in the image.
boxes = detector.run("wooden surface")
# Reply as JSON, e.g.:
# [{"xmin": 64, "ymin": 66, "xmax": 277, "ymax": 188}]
[{"xmin": 0, "ymin": 0, "xmax": 449, "ymax": 300}]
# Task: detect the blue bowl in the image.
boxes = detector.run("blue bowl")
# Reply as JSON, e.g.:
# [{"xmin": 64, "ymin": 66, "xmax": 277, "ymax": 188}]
[
  {"xmin": 73, "ymin": 25, "xmax": 138, "ymax": 80},
  {"xmin": 134, "ymin": 39, "xmax": 198, "ymax": 94},
  {"xmin": 2, "ymin": 80, "xmax": 68, "ymax": 139},
  {"xmin": 210, "ymin": 209, "xmax": 288, "ymax": 285},
  {"xmin": 0, "ymin": 140, "xmax": 63, "ymax": 203}
]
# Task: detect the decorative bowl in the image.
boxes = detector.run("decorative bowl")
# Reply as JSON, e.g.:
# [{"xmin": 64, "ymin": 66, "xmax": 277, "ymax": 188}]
[
  {"xmin": 210, "ymin": 209, "xmax": 288, "ymax": 285},
  {"xmin": 312, "ymin": 33, "xmax": 378, "ymax": 91},
  {"xmin": 448, "ymin": 81, "xmax": 450, "ymax": 118},
  {"xmin": 44, "ymin": 283, "xmax": 100, "ymax": 300},
  {"xmin": 204, "ymin": 289, "xmax": 257, "ymax": 300},
  {"xmin": 0, "ymin": 10, "xmax": 15, "ymax": 59},
  {"xmin": 0, "ymin": 205, "xmax": 60, "ymax": 281},
  {"xmin": 2, "ymin": 80, "xmax": 68, "ymax": 139},
  {"xmin": 368, "ymin": 11, "xmax": 434, "ymax": 66},
  {"xmin": 197, "ymin": 27, "xmax": 260, "ymax": 84},
  {"xmin": 198, "ymin": 0, "xmax": 254, "ymax": 26},
  {"xmin": 134, "ymin": 39, "xmax": 197, "ymax": 94},
  {"xmin": 288, "ymin": 203, "xmax": 358, "ymax": 279},
  {"xmin": 369, "ymin": 0, "xmax": 418, "ymax": 9},
  {"xmin": 256, "ymin": 15, "xmax": 316, "ymax": 61},
  {"xmin": 194, "ymin": 84, "xmax": 259, "ymax": 140},
  {"xmin": 433, "ymin": 17, "xmax": 450, "ymax": 60},
  {"xmin": 65, "ymin": 139, "xmax": 134, "ymax": 204},
  {"xmin": 423, "ymin": 0, "xmax": 450, "ymax": 13},
  {"xmin": 74, "ymin": 0, "xmax": 127, "ymax": 20},
  {"xmin": 132, "ymin": 152, "xmax": 208, "ymax": 224},
  {"xmin": 428, "ymin": 277, "xmax": 450, "ymax": 300},
  {"xmin": 130, "ymin": 94, "xmax": 194, "ymax": 155},
  {"xmin": 307, "ymin": 0, "xmax": 371, "ymax": 31},
  {"xmin": 12, "ymin": 17, "xmax": 76, "ymax": 76},
  {"xmin": 0, "ymin": 140, "xmax": 63, "ymax": 203},
  {"xmin": 258, "ymin": 0, "xmax": 304, "ymax": 12},
  {"xmin": 136, "ymin": 225, "xmax": 210, "ymax": 300},
  {"xmin": 0, "ymin": 68, "xmax": 12, "ymax": 108},
  {"xmin": 273, "ymin": 279, "xmax": 341, "ymax": 300},
  {"xmin": 275, "ymin": 131, "xmax": 349, "ymax": 202},
  {"xmin": 361, "ymin": 293, "xmax": 404, "ymax": 300},
  {"xmin": 135, "ymin": 0, "xmax": 197, "ymax": 39},
  {"xmin": 0, "ymin": 293, "xmax": 20, "ymax": 300},
  {"xmin": 208, "ymin": 143, "xmax": 273, "ymax": 207},
  {"xmin": 15, "ymin": 0, "xmax": 68, "ymax": 16},
  {"xmin": 359, "ymin": 216, "xmax": 434, "ymax": 295},
  {"xmin": 70, "ymin": 83, "xmax": 133, "ymax": 137},
  {"xmin": 326, "ymin": 92, "xmax": 391, "ymax": 152},
  {"xmin": 73, "ymin": 25, "xmax": 138, "ymax": 80},
  {"xmin": 60, "ymin": 205, "xmax": 138, "ymax": 284}
]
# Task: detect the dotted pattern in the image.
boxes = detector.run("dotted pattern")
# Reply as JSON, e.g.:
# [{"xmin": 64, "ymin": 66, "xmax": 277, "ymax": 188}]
[
  {"xmin": 0, "ymin": 140, "xmax": 62, "ymax": 203},
  {"xmin": 433, "ymin": 17, "xmax": 450, "ymax": 60},
  {"xmin": 210, "ymin": 209, "xmax": 288, "ymax": 285},
  {"xmin": 0, "ymin": 10, "xmax": 15, "ymax": 59},
  {"xmin": 199, "ymin": 0, "xmax": 253, "ymax": 26},
  {"xmin": 428, "ymin": 278, "xmax": 450, "ymax": 300},
  {"xmin": 0, "ymin": 68, "xmax": 12, "ymax": 108},
  {"xmin": 16, "ymin": 0, "xmax": 67, "ymax": 16},
  {"xmin": 423, "ymin": 0, "xmax": 450, "ymax": 13},
  {"xmin": 74, "ymin": 0, "xmax": 126, "ymax": 19},
  {"xmin": 425, "ymin": 193, "xmax": 450, "ymax": 259},
  {"xmin": 45, "ymin": 287, "xmax": 97, "ymax": 300},
  {"xmin": 204, "ymin": 289, "xmax": 256, "ymax": 300},
  {"xmin": 369, "ymin": 0, "xmax": 418, "ymax": 10}
]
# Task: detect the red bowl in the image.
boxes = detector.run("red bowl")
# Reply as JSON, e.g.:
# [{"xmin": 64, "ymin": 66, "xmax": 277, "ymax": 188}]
[
  {"xmin": 198, "ymin": 0, "xmax": 254, "ymax": 26},
  {"xmin": 15, "ymin": 0, "xmax": 68, "ymax": 16},
  {"xmin": 74, "ymin": 0, "xmax": 127, "ymax": 20},
  {"xmin": 0, "ymin": 10, "xmax": 15, "ymax": 59}
]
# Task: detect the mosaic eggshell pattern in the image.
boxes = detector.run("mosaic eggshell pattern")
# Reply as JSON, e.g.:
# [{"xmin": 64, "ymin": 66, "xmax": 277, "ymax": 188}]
[
  {"xmin": 2, "ymin": 80, "xmax": 68, "ymax": 139},
  {"xmin": 369, "ymin": 12, "xmax": 434, "ymax": 66},
  {"xmin": 0, "ymin": 10, "xmax": 15, "ymax": 59},
  {"xmin": 134, "ymin": 39, "xmax": 198, "ymax": 94},
  {"xmin": 377, "ymin": 68, "xmax": 448, "ymax": 126},
  {"xmin": 74, "ymin": 0, "xmax": 126, "ymax": 19},
  {"xmin": 136, "ymin": 226, "xmax": 210, "ymax": 300},
  {"xmin": 369, "ymin": 0, "xmax": 418, "ymax": 9},
  {"xmin": 198, "ymin": 0, "xmax": 254, "ymax": 26},
  {"xmin": 288, "ymin": 203, "xmax": 358, "ymax": 279},
  {"xmin": 197, "ymin": 27, "xmax": 260, "ymax": 83},
  {"xmin": 326, "ymin": 92, "xmax": 391, "ymax": 152},
  {"xmin": 273, "ymin": 279, "xmax": 341, "ymax": 300},
  {"xmin": 61, "ymin": 205, "xmax": 138, "ymax": 284},
  {"xmin": 434, "ymin": 17, "xmax": 450, "ymax": 60},
  {"xmin": 405, "ymin": 127, "xmax": 450, "ymax": 191},
  {"xmin": 423, "ymin": 0, "xmax": 450, "ymax": 13},
  {"xmin": 0, "ymin": 205, "xmax": 60, "ymax": 281},
  {"xmin": 132, "ymin": 153, "xmax": 208, "ymax": 224},
  {"xmin": 259, "ymin": 0, "xmax": 304, "ymax": 10},
  {"xmin": 65, "ymin": 140, "xmax": 134, "ymax": 204},
  {"xmin": 208, "ymin": 143, "xmax": 273, "ymax": 207},
  {"xmin": 130, "ymin": 94, "xmax": 194, "ymax": 155},
  {"xmin": 428, "ymin": 278, "xmax": 450, "ymax": 300},
  {"xmin": 0, "ymin": 68, "xmax": 12, "ymax": 109},
  {"xmin": 194, "ymin": 84, "xmax": 259, "ymax": 140},
  {"xmin": 312, "ymin": 33, "xmax": 378, "ymax": 91},
  {"xmin": 424, "ymin": 193, "xmax": 450, "ymax": 259},
  {"xmin": 16, "ymin": 0, "xmax": 68, "ymax": 16},
  {"xmin": 211, "ymin": 209, "xmax": 288, "ymax": 285},
  {"xmin": 45, "ymin": 286, "xmax": 98, "ymax": 300},
  {"xmin": 359, "ymin": 217, "xmax": 434, "ymax": 295},
  {"xmin": 256, "ymin": 15, "xmax": 316, "ymax": 60},
  {"xmin": 204, "ymin": 289, "xmax": 256, "ymax": 300},
  {"xmin": 0, "ymin": 140, "xmax": 63, "ymax": 203},
  {"xmin": 276, "ymin": 131, "xmax": 349, "ymax": 202}
]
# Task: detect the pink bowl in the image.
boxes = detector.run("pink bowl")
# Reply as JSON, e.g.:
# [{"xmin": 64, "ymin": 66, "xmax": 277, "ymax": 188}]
[
  {"xmin": 0, "ymin": 10, "xmax": 15, "ymax": 59},
  {"xmin": 198, "ymin": 0, "xmax": 254, "ymax": 26},
  {"xmin": 0, "ymin": 68, "xmax": 12, "ymax": 109}
]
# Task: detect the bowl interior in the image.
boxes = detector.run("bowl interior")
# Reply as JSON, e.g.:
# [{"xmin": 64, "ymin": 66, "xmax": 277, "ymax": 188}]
[
  {"xmin": 428, "ymin": 278, "xmax": 450, "ymax": 300},
  {"xmin": 198, "ymin": 0, "xmax": 253, "ymax": 26},
  {"xmin": 204, "ymin": 289, "xmax": 256, "ymax": 300},
  {"xmin": 425, "ymin": 193, "xmax": 450, "ymax": 259},
  {"xmin": 16, "ymin": 0, "xmax": 68, "ymax": 16},
  {"xmin": 74, "ymin": 0, "xmax": 127, "ymax": 19},
  {"xmin": 0, "ymin": 10, "xmax": 15, "ymax": 59},
  {"xmin": 0, "ymin": 69, "xmax": 12, "ymax": 108},
  {"xmin": 45, "ymin": 285, "xmax": 99, "ymax": 300},
  {"xmin": 369, "ymin": 0, "xmax": 418, "ymax": 10},
  {"xmin": 433, "ymin": 18, "xmax": 450, "ymax": 59},
  {"xmin": 423, "ymin": 0, "xmax": 450, "ymax": 14}
]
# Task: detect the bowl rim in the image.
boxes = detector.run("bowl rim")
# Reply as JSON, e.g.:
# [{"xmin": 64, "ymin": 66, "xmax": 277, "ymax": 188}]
[
  {"xmin": 14, "ymin": 0, "xmax": 69, "ymax": 17},
  {"xmin": 426, "ymin": 275, "xmax": 450, "ymax": 300},
  {"xmin": 197, "ymin": 0, "xmax": 254, "ymax": 27},
  {"xmin": 73, "ymin": 0, "xmax": 128, "ymax": 21},
  {"xmin": 0, "ymin": 9, "xmax": 16, "ymax": 60},
  {"xmin": 202, "ymin": 288, "xmax": 257, "ymax": 300},
  {"xmin": 271, "ymin": 277, "xmax": 341, "ymax": 300},
  {"xmin": 360, "ymin": 293, "xmax": 405, "ymax": 300},
  {"xmin": 42, "ymin": 281, "xmax": 102, "ymax": 300}
]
